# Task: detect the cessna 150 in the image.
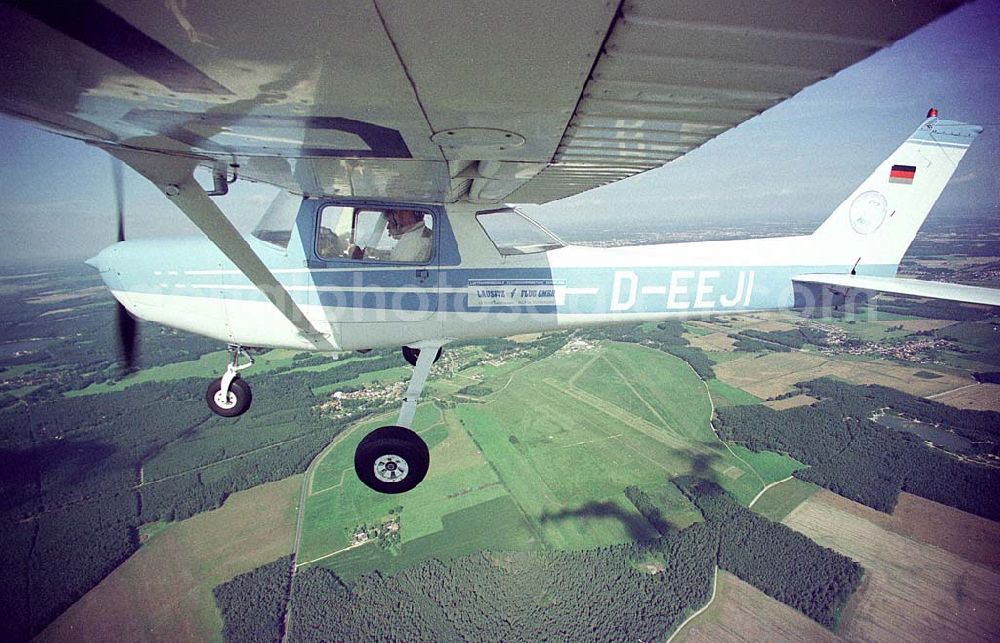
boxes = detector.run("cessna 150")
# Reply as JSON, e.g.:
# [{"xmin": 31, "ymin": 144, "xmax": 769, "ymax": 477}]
[{"xmin": 1, "ymin": 0, "xmax": 996, "ymax": 493}]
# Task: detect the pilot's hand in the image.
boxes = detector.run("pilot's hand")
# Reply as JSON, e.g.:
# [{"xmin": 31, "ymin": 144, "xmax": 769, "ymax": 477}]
[{"xmin": 349, "ymin": 244, "xmax": 365, "ymax": 260}]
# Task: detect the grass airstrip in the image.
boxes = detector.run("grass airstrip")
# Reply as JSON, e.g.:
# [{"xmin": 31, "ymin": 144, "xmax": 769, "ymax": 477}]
[{"xmin": 298, "ymin": 342, "xmax": 804, "ymax": 580}]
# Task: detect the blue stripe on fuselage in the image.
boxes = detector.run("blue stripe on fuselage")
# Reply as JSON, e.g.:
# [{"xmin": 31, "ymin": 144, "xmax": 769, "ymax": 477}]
[{"xmin": 121, "ymin": 264, "xmax": 897, "ymax": 315}]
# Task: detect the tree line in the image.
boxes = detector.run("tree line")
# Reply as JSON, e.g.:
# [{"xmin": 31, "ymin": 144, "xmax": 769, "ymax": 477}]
[{"xmin": 714, "ymin": 377, "xmax": 1000, "ymax": 519}]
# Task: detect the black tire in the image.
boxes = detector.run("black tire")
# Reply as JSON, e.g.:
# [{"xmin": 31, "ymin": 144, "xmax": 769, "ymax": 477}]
[
  {"xmin": 354, "ymin": 426, "xmax": 430, "ymax": 494},
  {"xmin": 401, "ymin": 345, "xmax": 443, "ymax": 367},
  {"xmin": 206, "ymin": 376, "xmax": 252, "ymax": 417}
]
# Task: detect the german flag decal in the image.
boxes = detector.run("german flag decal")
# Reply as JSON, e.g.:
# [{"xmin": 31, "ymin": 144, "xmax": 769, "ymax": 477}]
[{"xmin": 889, "ymin": 164, "xmax": 917, "ymax": 184}]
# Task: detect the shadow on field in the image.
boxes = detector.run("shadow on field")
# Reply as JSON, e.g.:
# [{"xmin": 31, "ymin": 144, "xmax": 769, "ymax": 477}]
[
  {"xmin": 685, "ymin": 449, "xmax": 722, "ymax": 479},
  {"xmin": 539, "ymin": 501, "xmax": 656, "ymax": 542}
]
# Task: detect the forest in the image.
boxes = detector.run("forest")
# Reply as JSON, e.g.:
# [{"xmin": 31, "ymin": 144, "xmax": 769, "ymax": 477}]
[
  {"xmin": 714, "ymin": 378, "xmax": 1000, "ymax": 519},
  {"xmin": 287, "ymin": 520, "xmax": 717, "ymax": 641},
  {"xmin": 214, "ymin": 555, "xmax": 294, "ymax": 643},
  {"xmin": 266, "ymin": 479, "xmax": 863, "ymax": 641},
  {"xmin": 678, "ymin": 478, "xmax": 862, "ymax": 628},
  {"xmin": 734, "ymin": 327, "xmax": 828, "ymax": 352}
]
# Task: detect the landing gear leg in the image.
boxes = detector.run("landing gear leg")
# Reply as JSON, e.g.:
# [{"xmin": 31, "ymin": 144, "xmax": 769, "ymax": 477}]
[
  {"xmin": 354, "ymin": 341, "xmax": 445, "ymax": 494},
  {"xmin": 206, "ymin": 344, "xmax": 254, "ymax": 417}
]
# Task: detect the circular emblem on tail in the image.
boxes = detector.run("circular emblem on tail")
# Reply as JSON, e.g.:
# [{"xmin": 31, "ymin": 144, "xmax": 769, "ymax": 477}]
[{"xmin": 849, "ymin": 191, "xmax": 888, "ymax": 235}]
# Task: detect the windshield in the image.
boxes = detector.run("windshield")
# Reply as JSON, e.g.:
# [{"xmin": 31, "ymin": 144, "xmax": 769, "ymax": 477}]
[
  {"xmin": 476, "ymin": 207, "xmax": 564, "ymax": 255},
  {"xmin": 251, "ymin": 191, "xmax": 300, "ymax": 248}
]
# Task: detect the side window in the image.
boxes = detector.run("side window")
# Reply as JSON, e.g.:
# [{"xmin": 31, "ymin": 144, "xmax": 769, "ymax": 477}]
[
  {"xmin": 317, "ymin": 206, "xmax": 433, "ymax": 263},
  {"xmin": 477, "ymin": 208, "xmax": 563, "ymax": 255},
  {"xmin": 316, "ymin": 206, "xmax": 354, "ymax": 260}
]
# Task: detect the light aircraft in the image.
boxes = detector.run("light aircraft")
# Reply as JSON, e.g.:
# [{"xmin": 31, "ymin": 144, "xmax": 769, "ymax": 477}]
[{"xmin": 1, "ymin": 1, "xmax": 996, "ymax": 494}]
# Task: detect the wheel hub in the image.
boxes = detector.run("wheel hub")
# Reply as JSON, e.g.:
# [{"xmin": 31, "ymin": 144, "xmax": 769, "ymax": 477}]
[
  {"xmin": 213, "ymin": 390, "xmax": 237, "ymax": 409},
  {"xmin": 374, "ymin": 454, "xmax": 409, "ymax": 483}
]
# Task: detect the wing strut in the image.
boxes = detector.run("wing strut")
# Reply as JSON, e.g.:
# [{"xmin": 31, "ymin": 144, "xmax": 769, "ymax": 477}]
[{"xmin": 105, "ymin": 147, "xmax": 334, "ymax": 350}]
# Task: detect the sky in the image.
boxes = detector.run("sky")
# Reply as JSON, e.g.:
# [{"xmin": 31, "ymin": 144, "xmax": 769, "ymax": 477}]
[{"xmin": 0, "ymin": 0, "xmax": 998, "ymax": 264}]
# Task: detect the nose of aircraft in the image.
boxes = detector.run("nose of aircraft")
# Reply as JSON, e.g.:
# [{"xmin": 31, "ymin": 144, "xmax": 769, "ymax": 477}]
[
  {"xmin": 84, "ymin": 244, "xmax": 128, "ymax": 294},
  {"xmin": 85, "ymin": 244, "xmax": 114, "ymax": 272}
]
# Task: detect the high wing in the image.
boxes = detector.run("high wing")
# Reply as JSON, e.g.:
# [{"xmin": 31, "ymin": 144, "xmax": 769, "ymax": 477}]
[
  {"xmin": 0, "ymin": 0, "xmax": 963, "ymax": 204},
  {"xmin": 793, "ymin": 274, "xmax": 1000, "ymax": 308}
]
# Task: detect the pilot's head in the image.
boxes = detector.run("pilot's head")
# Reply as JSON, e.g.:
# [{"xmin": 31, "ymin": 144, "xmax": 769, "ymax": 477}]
[{"xmin": 386, "ymin": 209, "xmax": 424, "ymax": 239}]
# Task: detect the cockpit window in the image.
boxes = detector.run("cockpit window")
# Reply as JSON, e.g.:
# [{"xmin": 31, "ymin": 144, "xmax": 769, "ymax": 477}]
[
  {"xmin": 251, "ymin": 191, "xmax": 299, "ymax": 248},
  {"xmin": 317, "ymin": 205, "xmax": 433, "ymax": 263},
  {"xmin": 476, "ymin": 207, "xmax": 564, "ymax": 255}
]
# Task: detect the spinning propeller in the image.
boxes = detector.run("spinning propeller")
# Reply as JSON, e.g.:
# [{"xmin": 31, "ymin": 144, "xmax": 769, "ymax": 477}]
[{"xmin": 111, "ymin": 158, "xmax": 138, "ymax": 372}]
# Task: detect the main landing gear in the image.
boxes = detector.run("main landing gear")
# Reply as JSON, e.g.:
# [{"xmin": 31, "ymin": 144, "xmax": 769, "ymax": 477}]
[
  {"xmin": 206, "ymin": 345, "xmax": 254, "ymax": 417},
  {"xmin": 353, "ymin": 342, "xmax": 445, "ymax": 494}
]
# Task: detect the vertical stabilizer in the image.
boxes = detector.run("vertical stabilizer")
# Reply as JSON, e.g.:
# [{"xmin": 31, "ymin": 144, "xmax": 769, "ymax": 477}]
[{"xmin": 811, "ymin": 112, "xmax": 981, "ymax": 275}]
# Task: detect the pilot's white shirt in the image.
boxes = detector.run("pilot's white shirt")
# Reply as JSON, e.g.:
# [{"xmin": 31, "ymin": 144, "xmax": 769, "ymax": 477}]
[{"xmin": 389, "ymin": 222, "xmax": 432, "ymax": 262}]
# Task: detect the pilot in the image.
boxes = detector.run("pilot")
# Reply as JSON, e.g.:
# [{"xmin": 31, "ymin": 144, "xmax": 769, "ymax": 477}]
[{"xmin": 385, "ymin": 209, "xmax": 432, "ymax": 262}]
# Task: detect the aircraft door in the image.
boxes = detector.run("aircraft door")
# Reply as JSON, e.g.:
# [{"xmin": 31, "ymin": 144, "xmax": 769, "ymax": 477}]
[{"xmin": 312, "ymin": 203, "xmax": 440, "ymax": 348}]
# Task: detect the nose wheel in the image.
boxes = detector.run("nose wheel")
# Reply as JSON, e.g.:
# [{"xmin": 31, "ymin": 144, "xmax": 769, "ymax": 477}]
[{"xmin": 354, "ymin": 426, "xmax": 430, "ymax": 494}]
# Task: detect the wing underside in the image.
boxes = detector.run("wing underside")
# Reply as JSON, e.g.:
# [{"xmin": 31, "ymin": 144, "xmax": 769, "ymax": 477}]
[
  {"xmin": 0, "ymin": 0, "xmax": 962, "ymax": 203},
  {"xmin": 793, "ymin": 274, "xmax": 1000, "ymax": 308}
]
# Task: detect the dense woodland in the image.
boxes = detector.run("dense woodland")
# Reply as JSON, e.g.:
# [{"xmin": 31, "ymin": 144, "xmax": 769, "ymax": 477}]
[
  {"xmin": 0, "ymin": 268, "xmax": 218, "ymax": 398},
  {"xmin": 734, "ymin": 327, "xmax": 830, "ymax": 352},
  {"xmin": 714, "ymin": 378, "xmax": 1000, "ymax": 518},
  {"xmin": 274, "ymin": 479, "xmax": 862, "ymax": 641},
  {"xmin": 215, "ymin": 555, "xmax": 294, "ymax": 643},
  {"xmin": 678, "ymin": 478, "xmax": 862, "ymax": 628},
  {"xmin": 288, "ymin": 520, "xmax": 717, "ymax": 642}
]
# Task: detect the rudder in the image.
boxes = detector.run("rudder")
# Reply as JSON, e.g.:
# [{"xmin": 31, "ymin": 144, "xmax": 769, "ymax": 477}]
[{"xmin": 811, "ymin": 111, "xmax": 982, "ymax": 276}]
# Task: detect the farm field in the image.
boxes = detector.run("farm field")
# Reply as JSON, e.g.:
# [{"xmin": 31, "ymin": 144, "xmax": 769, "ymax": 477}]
[
  {"xmin": 677, "ymin": 571, "xmax": 837, "ymax": 643},
  {"xmin": 296, "ymin": 341, "xmax": 801, "ymax": 578},
  {"xmin": 712, "ymin": 351, "xmax": 971, "ymax": 399},
  {"xmin": 815, "ymin": 490, "xmax": 1000, "ymax": 571},
  {"xmin": 783, "ymin": 492, "xmax": 1000, "ymax": 642},
  {"xmin": 38, "ymin": 476, "xmax": 301, "ymax": 643},
  {"xmin": 929, "ymin": 381, "xmax": 1000, "ymax": 411},
  {"xmin": 685, "ymin": 331, "xmax": 737, "ymax": 353}
]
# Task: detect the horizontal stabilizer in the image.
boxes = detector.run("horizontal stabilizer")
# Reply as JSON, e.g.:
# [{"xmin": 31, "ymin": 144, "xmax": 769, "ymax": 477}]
[{"xmin": 793, "ymin": 274, "xmax": 1000, "ymax": 307}]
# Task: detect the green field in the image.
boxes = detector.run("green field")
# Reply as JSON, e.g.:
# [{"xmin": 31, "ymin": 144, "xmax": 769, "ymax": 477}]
[
  {"xmin": 312, "ymin": 495, "xmax": 540, "ymax": 580},
  {"xmin": 750, "ymin": 478, "xmax": 821, "ymax": 522},
  {"xmin": 297, "ymin": 341, "xmax": 802, "ymax": 579},
  {"xmin": 682, "ymin": 323, "xmax": 716, "ymax": 337},
  {"xmin": 706, "ymin": 378, "xmax": 762, "ymax": 407}
]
